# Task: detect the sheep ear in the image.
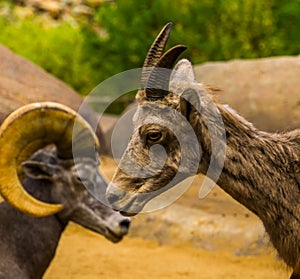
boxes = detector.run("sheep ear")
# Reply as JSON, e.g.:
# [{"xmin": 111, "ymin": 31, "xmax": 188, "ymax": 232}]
[
  {"xmin": 22, "ymin": 161, "xmax": 58, "ymax": 180},
  {"xmin": 171, "ymin": 59, "xmax": 199, "ymax": 121},
  {"xmin": 171, "ymin": 59, "xmax": 195, "ymax": 82},
  {"xmin": 180, "ymin": 88, "xmax": 200, "ymax": 122}
]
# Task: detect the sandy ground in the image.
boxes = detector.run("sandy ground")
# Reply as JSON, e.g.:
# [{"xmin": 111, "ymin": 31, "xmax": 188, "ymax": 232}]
[
  {"xmin": 43, "ymin": 157, "xmax": 291, "ymax": 279},
  {"xmin": 44, "ymin": 224, "xmax": 290, "ymax": 279}
]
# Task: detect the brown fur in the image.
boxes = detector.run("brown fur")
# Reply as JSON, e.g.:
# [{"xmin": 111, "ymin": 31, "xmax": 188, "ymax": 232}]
[{"xmin": 107, "ymin": 59, "xmax": 300, "ymax": 278}]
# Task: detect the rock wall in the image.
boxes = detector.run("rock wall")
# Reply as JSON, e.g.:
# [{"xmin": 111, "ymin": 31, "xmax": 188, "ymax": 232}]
[
  {"xmin": 0, "ymin": 44, "xmax": 108, "ymax": 153},
  {"xmin": 194, "ymin": 56, "xmax": 300, "ymax": 132}
]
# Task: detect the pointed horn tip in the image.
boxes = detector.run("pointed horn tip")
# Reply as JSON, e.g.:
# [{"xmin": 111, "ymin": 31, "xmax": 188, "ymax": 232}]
[
  {"xmin": 165, "ymin": 22, "xmax": 173, "ymax": 30},
  {"xmin": 171, "ymin": 44, "xmax": 187, "ymax": 51},
  {"xmin": 160, "ymin": 22, "xmax": 173, "ymax": 38}
]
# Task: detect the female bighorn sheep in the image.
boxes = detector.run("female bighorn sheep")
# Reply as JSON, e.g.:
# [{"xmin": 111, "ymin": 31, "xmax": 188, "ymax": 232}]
[
  {"xmin": 0, "ymin": 102, "xmax": 130, "ymax": 278},
  {"xmin": 106, "ymin": 23, "xmax": 300, "ymax": 278}
]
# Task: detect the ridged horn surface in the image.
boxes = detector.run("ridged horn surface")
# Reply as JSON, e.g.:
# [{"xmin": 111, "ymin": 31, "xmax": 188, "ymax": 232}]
[
  {"xmin": 0, "ymin": 102, "xmax": 99, "ymax": 217},
  {"xmin": 141, "ymin": 22, "xmax": 173, "ymax": 88},
  {"xmin": 145, "ymin": 45, "xmax": 187, "ymax": 100}
]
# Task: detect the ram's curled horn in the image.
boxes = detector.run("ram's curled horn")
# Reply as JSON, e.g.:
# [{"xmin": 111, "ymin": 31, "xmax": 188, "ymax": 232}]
[
  {"xmin": 142, "ymin": 23, "xmax": 187, "ymax": 100},
  {"xmin": 0, "ymin": 102, "xmax": 99, "ymax": 217}
]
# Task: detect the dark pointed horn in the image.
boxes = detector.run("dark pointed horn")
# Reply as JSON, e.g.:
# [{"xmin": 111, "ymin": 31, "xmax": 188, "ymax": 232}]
[
  {"xmin": 155, "ymin": 45, "xmax": 187, "ymax": 68},
  {"xmin": 145, "ymin": 45, "xmax": 187, "ymax": 100},
  {"xmin": 141, "ymin": 22, "xmax": 173, "ymax": 88},
  {"xmin": 143, "ymin": 22, "xmax": 173, "ymax": 68}
]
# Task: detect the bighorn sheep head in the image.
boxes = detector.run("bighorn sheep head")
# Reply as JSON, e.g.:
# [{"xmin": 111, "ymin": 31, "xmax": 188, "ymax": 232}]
[
  {"xmin": 0, "ymin": 102, "xmax": 99, "ymax": 217},
  {"xmin": 105, "ymin": 23, "xmax": 211, "ymax": 215}
]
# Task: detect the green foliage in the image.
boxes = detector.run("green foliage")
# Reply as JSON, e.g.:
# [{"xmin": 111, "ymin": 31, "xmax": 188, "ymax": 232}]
[
  {"xmin": 0, "ymin": 0, "xmax": 300, "ymax": 112},
  {"xmin": 272, "ymin": 1, "xmax": 300, "ymax": 55},
  {"xmin": 0, "ymin": 15, "xmax": 96, "ymax": 94},
  {"xmin": 92, "ymin": 0, "xmax": 284, "ymax": 63}
]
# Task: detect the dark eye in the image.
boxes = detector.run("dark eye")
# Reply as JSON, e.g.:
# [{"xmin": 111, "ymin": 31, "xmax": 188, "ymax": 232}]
[
  {"xmin": 75, "ymin": 176, "xmax": 82, "ymax": 182},
  {"xmin": 76, "ymin": 176, "xmax": 88, "ymax": 185},
  {"xmin": 147, "ymin": 131, "xmax": 162, "ymax": 142}
]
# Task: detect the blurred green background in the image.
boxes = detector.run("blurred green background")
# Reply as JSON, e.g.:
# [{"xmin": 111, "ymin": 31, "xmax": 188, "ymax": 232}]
[{"xmin": 1, "ymin": 0, "xmax": 300, "ymax": 113}]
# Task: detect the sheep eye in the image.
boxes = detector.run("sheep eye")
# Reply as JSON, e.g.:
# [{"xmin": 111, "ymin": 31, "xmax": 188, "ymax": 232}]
[
  {"xmin": 75, "ymin": 175, "xmax": 87, "ymax": 183},
  {"xmin": 77, "ymin": 176, "xmax": 90, "ymax": 184},
  {"xmin": 75, "ymin": 176, "xmax": 82, "ymax": 182},
  {"xmin": 147, "ymin": 131, "xmax": 162, "ymax": 142}
]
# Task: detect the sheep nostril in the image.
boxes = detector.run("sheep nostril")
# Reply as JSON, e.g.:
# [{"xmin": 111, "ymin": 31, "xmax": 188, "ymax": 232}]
[{"xmin": 120, "ymin": 219, "xmax": 131, "ymax": 231}]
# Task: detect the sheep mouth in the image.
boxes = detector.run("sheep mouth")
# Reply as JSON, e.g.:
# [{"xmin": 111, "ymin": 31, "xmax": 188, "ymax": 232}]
[
  {"xmin": 105, "ymin": 228, "xmax": 125, "ymax": 243},
  {"xmin": 113, "ymin": 194, "xmax": 145, "ymax": 217},
  {"xmin": 106, "ymin": 184, "xmax": 155, "ymax": 216}
]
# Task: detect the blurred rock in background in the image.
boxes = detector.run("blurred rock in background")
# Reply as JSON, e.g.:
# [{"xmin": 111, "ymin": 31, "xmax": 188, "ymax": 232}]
[
  {"xmin": 0, "ymin": 43, "xmax": 108, "ymax": 153},
  {"xmin": 11, "ymin": 0, "xmax": 105, "ymax": 20},
  {"xmin": 194, "ymin": 56, "xmax": 300, "ymax": 132}
]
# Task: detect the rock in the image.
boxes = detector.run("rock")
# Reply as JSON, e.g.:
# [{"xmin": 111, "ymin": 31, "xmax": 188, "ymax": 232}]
[
  {"xmin": 131, "ymin": 204, "xmax": 267, "ymax": 255},
  {"xmin": 16, "ymin": 0, "xmax": 101, "ymax": 20},
  {"xmin": 194, "ymin": 56, "xmax": 300, "ymax": 132},
  {"xmin": 27, "ymin": 0, "xmax": 63, "ymax": 17},
  {"xmin": 72, "ymin": 4, "xmax": 92, "ymax": 16},
  {"xmin": 84, "ymin": 0, "xmax": 103, "ymax": 8},
  {"xmin": 0, "ymin": 44, "xmax": 108, "ymax": 154},
  {"xmin": 129, "ymin": 183, "xmax": 269, "ymax": 255}
]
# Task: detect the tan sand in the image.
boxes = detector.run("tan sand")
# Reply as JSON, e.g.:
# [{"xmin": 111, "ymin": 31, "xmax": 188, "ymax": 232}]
[{"xmin": 44, "ymin": 157, "xmax": 291, "ymax": 279}]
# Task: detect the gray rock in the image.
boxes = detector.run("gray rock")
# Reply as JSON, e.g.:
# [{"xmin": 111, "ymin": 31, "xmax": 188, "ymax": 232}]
[
  {"xmin": 0, "ymin": 44, "xmax": 108, "ymax": 153},
  {"xmin": 194, "ymin": 56, "xmax": 300, "ymax": 132}
]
